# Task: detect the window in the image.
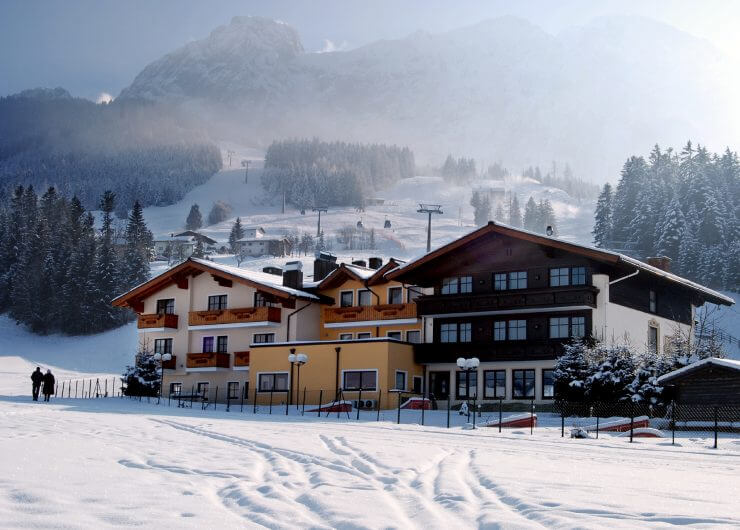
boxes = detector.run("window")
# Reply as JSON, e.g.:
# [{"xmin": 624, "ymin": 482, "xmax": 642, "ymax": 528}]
[
  {"xmin": 156, "ymin": 298, "xmax": 175, "ymax": 314},
  {"xmin": 407, "ymin": 287, "xmax": 422, "ymax": 303},
  {"xmin": 387, "ymin": 331, "xmax": 402, "ymax": 340},
  {"xmin": 208, "ymin": 295, "xmax": 227, "ymax": 311},
  {"xmin": 508, "ymin": 320, "xmax": 527, "ymax": 340},
  {"xmin": 339, "ymin": 333, "xmax": 353, "ymax": 341},
  {"xmin": 459, "ymin": 323, "xmax": 472, "ymax": 343},
  {"xmin": 549, "ymin": 317, "xmax": 570, "ymax": 339},
  {"xmin": 512, "ymin": 369, "xmax": 535, "ymax": 398},
  {"xmin": 494, "ymin": 273, "xmax": 507, "ymax": 291},
  {"xmin": 228, "ymin": 382, "xmax": 240, "ymax": 399},
  {"xmin": 508, "ymin": 271, "xmax": 527, "ymax": 290},
  {"xmin": 253, "ymin": 333, "xmax": 275, "ymax": 344},
  {"xmin": 197, "ymin": 382, "xmax": 209, "ymax": 397},
  {"xmin": 154, "ymin": 338, "xmax": 173, "ymax": 355},
  {"xmin": 440, "ymin": 323, "xmax": 457, "ymax": 343},
  {"xmin": 484, "ymin": 370, "xmax": 506, "ymax": 398},
  {"xmin": 649, "ymin": 290, "xmax": 657, "ymax": 313},
  {"xmin": 648, "ymin": 326, "xmax": 658, "ymax": 354},
  {"xmin": 395, "ymin": 371, "xmax": 407, "ymax": 391},
  {"xmin": 340, "ymin": 291, "xmax": 354, "ymax": 307},
  {"xmin": 413, "ymin": 376, "xmax": 423, "ymax": 394},
  {"xmin": 550, "ymin": 267, "xmax": 569, "ymax": 287},
  {"xmin": 388, "ymin": 287, "xmax": 403, "ymax": 304},
  {"xmin": 442, "ymin": 276, "xmax": 472, "ymax": 295},
  {"xmin": 493, "ymin": 321, "xmax": 506, "ymax": 341},
  {"xmin": 254, "ymin": 292, "xmax": 279, "ymax": 308},
  {"xmin": 202, "ymin": 336, "xmax": 215, "ymax": 353},
  {"xmin": 169, "ymin": 382, "xmax": 182, "ymax": 396},
  {"xmin": 406, "ymin": 330, "xmax": 421, "ymax": 343},
  {"xmin": 572, "ymin": 267, "xmax": 586, "ymax": 285},
  {"xmin": 542, "ymin": 369, "xmax": 555, "ymax": 399},
  {"xmin": 456, "ymin": 370, "xmax": 478, "ymax": 399},
  {"xmin": 571, "ymin": 316, "xmax": 586, "ymax": 338},
  {"xmin": 343, "ymin": 370, "xmax": 377, "ymax": 391},
  {"xmin": 441, "ymin": 277, "xmax": 458, "ymax": 295},
  {"xmin": 358, "ymin": 290, "xmax": 373, "ymax": 306},
  {"xmin": 216, "ymin": 335, "xmax": 228, "ymax": 353},
  {"xmin": 357, "ymin": 332, "xmax": 372, "ymax": 339},
  {"xmin": 258, "ymin": 373, "xmax": 288, "ymax": 392}
]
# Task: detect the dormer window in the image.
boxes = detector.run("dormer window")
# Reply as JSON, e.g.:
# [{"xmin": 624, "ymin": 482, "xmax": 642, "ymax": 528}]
[
  {"xmin": 388, "ymin": 287, "xmax": 403, "ymax": 304},
  {"xmin": 340, "ymin": 291, "xmax": 354, "ymax": 307},
  {"xmin": 156, "ymin": 298, "xmax": 174, "ymax": 314},
  {"xmin": 358, "ymin": 289, "xmax": 373, "ymax": 306}
]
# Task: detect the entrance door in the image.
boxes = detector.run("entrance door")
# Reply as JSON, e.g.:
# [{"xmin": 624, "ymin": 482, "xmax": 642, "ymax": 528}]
[{"xmin": 429, "ymin": 371, "xmax": 450, "ymax": 400}]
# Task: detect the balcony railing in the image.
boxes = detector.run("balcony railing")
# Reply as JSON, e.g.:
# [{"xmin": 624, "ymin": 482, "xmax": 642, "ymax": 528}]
[
  {"xmin": 138, "ymin": 313, "xmax": 179, "ymax": 329},
  {"xmin": 324, "ymin": 303, "xmax": 417, "ymax": 324},
  {"xmin": 162, "ymin": 355, "xmax": 177, "ymax": 370},
  {"xmin": 186, "ymin": 352, "xmax": 230, "ymax": 370},
  {"xmin": 234, "ymin": 351, "xmax": 250, "ymax": 367},
  {"xmin": 416, "ymin": 286, "xmax": 599, "ymax": 315},
  {"xmin": 414, "ymin": 339, "xmax": 569, "ymax": 364},
  {"xmin": 188, "ymin": 306, "xmax": 281, "ymax": 327}
]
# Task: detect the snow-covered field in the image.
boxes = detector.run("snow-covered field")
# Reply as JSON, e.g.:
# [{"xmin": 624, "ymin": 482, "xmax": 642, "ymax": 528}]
[{"xmin": 1, "ymin": 381, "xmax": 739, "ymax": 529}]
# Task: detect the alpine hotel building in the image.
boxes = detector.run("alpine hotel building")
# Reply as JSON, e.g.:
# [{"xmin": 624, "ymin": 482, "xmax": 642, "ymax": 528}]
[{"xmin": 112, "ymin": 222, "xmax": 732, "ymax": 407}]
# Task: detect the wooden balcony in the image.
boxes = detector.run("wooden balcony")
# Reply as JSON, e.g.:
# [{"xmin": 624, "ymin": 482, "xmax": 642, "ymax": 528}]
[
  {"xmin": 324, "ymin": 303, "xmax": 417, "ymax": 324},
  {"xmin": 188, "ymin": 306, "xmax": 281, "ymax": 327},
  {"xmin": 137, "ymin": 313, "xmax": 179, "ymax": 329},
  {"xmin": 416, "ymin": 286, "xmax": 599, "ymax": 316},
  {"xmin": 234, "ymin": 351, "xmax": 250, "ymax": 368},
  {"xmin": 162, "ymin": 355, "xmax": 177, "ymax": 370},
  {"xmin": 186, "ymin": 352, "xmax": 230, "ymax": 370}
]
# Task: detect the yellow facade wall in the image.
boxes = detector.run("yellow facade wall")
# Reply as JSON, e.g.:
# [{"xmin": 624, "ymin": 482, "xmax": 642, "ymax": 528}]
[{"xmin": 248, "ymin": 340, "xmax": 421, "ymax": 409}]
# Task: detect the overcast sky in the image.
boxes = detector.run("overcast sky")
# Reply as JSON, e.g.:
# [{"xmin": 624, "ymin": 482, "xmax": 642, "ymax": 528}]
[{"xmin": 1, "ymin": 0, "xmax": 739, "ymax": 101}]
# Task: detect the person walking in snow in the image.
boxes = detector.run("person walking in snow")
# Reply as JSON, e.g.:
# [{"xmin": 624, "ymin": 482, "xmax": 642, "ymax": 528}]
[
  {"xmin": 31, "ymin": 367, "xmax": 43, "ymax": 401},
  {"xmin": 42, "ymin": 369, "xmax": 55, "ymax": 402}
]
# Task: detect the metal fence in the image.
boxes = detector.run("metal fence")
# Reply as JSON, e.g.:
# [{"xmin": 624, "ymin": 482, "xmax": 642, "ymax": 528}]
[{"xmin": 49, "ymin": 383, "xmax": 740, "ymax": 449}]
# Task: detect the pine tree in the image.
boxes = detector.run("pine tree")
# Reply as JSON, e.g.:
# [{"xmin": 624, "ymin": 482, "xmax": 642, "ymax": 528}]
[
  {"xmin": 185, "ymin": 204, "xmax": 203, "ymax": 231},
  {"xmin": 592, "ymin": 183, "xmax": 614, "ymax": 247},
  {"xmin": 120, "ymin": 200, "xmax": 152, "ymax": 291},
  {"xmin": 538, "ymin": 199, "xmax": 557, "ymax": 235},
  {"xmin": 523, "ymin": 196, "xmax": 539, "ymax": 232},
  {"xmin": 508, "ymin": 194, "xmax": 522, "ymax": 228},
  {"xmin": 494, "ymin": 204, "xmax": 505, "ymax": 222},
  {"xmin": 553, "ymin": 340, "xmax": 591, "ymax": 401},
  {"xmin": 655, "ymin": 196, "xmax": 684, "ymax": 259},
  {"xmin": 677, "ymin": 212, "xmax": 700, "ymax": 278},
  {"xmin": 229, "ymin": 217, "xmax": 245, "ymax": 253},
  {"xmin": 470, "ymin": 191, "xmax": 491, "ymax": 226},
  {"xmin": 93, "ymin": 191, "xmax": 121, "ymax": 330},
  {"xmin": 627, "ymin": 351, "xmax": 665, "ymax": 405},
  {"xmin": 585, "ymin": 345, "xmax": 635, "ymax": 402},
  {"xmin": 192, "ymin": 238, "xmax": 205, "ymax": 258},
  {"xmin": 612, "ymin": 156, "xmax": 648, "ymax": 245}
]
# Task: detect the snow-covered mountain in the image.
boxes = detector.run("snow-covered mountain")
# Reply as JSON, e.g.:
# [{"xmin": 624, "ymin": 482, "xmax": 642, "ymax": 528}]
[{"xmin": 118, "ymin": 15, "xmax": 734, "ymax": 178}]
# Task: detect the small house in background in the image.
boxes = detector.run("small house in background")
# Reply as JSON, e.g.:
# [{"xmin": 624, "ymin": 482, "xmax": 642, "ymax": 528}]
[
  {"xmin": 153, "ymin": 231, "xmax": 219, "ymax": 260},
  {"xmin": 235, "ymin": 237, "xmax": 288, "ymax": 257},
  {"xmin": 658, "ymin": 358, "xmax": 740, "ymax": 404},
  {"xmin": 243, "ymin": 227, "xmax": 266, "ymax": 239}
]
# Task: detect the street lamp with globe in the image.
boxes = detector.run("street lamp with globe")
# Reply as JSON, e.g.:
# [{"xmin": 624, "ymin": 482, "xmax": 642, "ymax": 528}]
[
  {"xmin": 153, "ymin": 351, "xmax": 172, "ymax": 402},
  {"xmin": 288, "ymin": 351, "xmax": 309, "ymax": 409},
  {"xmin": 456, "ymin": 357, "xmax": 479, "ymax": 421}
]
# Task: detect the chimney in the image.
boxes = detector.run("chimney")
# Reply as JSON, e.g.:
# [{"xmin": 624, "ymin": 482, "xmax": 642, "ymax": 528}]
[
  {"xmin": 263, "ymin": 266, "xmax": 283, "ymax": 276},
  {"xmin": 352, "ymin": 259, "xmax": 367, "ymax": 268},
  {"xmin": 313, "ymin": 252, "xmax": 338, "ymax": 282},
  {"xmin": 368, "ymin": 257, "xmax": 383, "ymax": 270},
  {"xmin": 283, "ymin": 261, "xmax": 303, "ymax": 289},
  {"xmin": 646, "ymin": 256, "xmax": 672, "ymax": 272}
]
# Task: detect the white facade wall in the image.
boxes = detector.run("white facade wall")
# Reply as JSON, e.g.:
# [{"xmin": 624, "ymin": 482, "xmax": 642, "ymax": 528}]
[{"xmin": 591, "ymin": 274, "xmax": 693, "ymax": 353}]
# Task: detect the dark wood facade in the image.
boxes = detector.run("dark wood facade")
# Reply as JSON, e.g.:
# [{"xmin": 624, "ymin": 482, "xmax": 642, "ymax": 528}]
[
  {"xmin": 609, "ymin": 274, "xmax": 693, "ymax": 325},
  {"xmin": 662, "ymin": 364, "xmax": 740, "ymax": 404}
]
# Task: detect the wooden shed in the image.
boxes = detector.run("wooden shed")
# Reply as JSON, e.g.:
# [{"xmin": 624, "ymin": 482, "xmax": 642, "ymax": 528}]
[{"xmin": 657, "ymin": 358, "xmax": 740, "ymax": 404}]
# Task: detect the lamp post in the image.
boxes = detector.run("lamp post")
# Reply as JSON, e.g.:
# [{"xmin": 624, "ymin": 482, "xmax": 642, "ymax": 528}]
[
  {"xmin": 288, "ymin": 351, "xmax": 308, "ymax": 409},
  {"xmin": 153, "ymin": 351, "xmax": 172, "ymax": 403},
  {"xmin": 456, "ymin": 357, "xmax": 479, "ymax": 421}
]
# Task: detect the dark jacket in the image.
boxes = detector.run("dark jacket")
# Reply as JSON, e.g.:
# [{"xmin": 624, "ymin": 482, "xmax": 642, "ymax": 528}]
[
  {"xmin": 42, "ymin": 373, "xmax": 55, "ymax": 395},
  {"xmin": 31, "ymin": 370, "xmax": 43, "ymax": 386}
]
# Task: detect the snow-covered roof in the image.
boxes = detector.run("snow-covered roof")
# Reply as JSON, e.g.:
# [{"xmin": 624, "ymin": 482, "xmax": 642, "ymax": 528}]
[
  {"xmin": 390, "ymin": 222, "xmax": 734, "ymax": 306},
  {"xmin": 344, "ymin": 263, "xmax": 376, "ymax": 280},
  {"xmin": 189, "ymin": 258, "xmax": 318, "ymax": 299},
  {"xmin": 657, "ymin": 357, "xmax": 740, "ymax": 383}
]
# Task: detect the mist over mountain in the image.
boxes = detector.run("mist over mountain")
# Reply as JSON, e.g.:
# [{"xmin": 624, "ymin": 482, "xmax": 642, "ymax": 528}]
[{"xmin": 118, "ymin": 15, "xmax": 734, "ymax": 180}]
